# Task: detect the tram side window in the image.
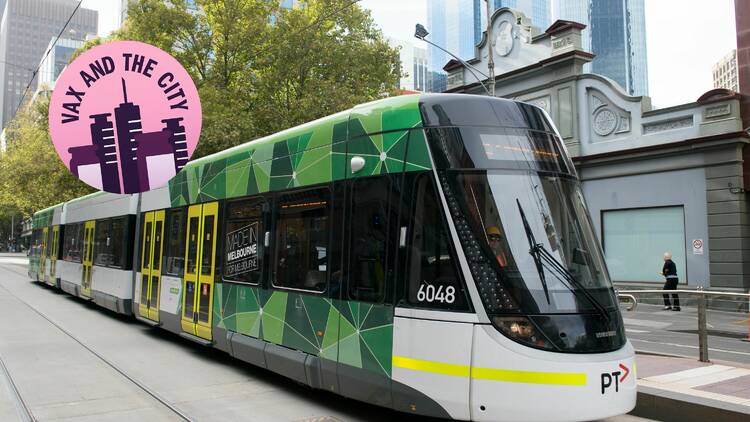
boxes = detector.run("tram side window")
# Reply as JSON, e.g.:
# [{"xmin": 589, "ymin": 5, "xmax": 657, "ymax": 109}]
[
  {"xmin": 348, "ymin": 177, "xmax": 398, "ymax": 303},
  {"xmin": 164, "ymin": 209, "xmax": 187, "ymax": 276},
  {"xmin": 186, "ymin": 214, "xmax": 200, "ymax": 275},
  {"xmin": 94, "ymin": 219, "xmax": 111, "ymax": 266},
  {"xmin": 46, "ymin": 228, "xmax": 54, "ymax": 256},
  {"xmin": 223, "ymin": 198, "xmax": 264, "ymax": 284},
  {"xmin": 109, "ymin": 217, "xmax": 126, "ymax": 268},
  {"xmin": 63, "ymin": 223, "xmax": 83, "ymax": 262},
  {"xmin": 273, "ymin": 189, "xmax": 329, "ymax": 292},
  {"xmin": 406, "ymin": 174, "xmax": 469, "ymax": 311},
  {"xmin": 31, "ymin": 230, "xmax": 41, "ymax": 257}
]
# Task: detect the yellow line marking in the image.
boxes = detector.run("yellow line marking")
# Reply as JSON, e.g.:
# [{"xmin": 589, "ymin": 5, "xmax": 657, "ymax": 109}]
[
  {"xmin": 392, "ymin": 356, "xmax": 587, "ymax": 386},
  {"xmin": 472, "ymin": 367, "xmax": 586, "ymax": 385},
  {"xmin": 392, "ymin": 356, "xmax": 470, "ymax": 378}
]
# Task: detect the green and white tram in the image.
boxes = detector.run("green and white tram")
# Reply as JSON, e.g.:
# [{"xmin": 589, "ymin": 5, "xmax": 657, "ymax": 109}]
[
  {"xmin": 29, "ymin": 94, "xmax": 636, "ymax": 421},
  {"xmin": 28, "ymin": 202, "xmax": 63, "ymax": 288}
]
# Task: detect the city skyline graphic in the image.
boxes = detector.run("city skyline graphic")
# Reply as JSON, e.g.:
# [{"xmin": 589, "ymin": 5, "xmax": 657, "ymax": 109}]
[{"xmin": 69, "ymin": 78, "xmax": 190, "ymax": 194}]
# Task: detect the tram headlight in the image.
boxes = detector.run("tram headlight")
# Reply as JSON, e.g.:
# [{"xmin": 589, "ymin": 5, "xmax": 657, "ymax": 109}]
[{"xmin": 492, "ymin": 316, "xmax": 555, "ymax": 351}]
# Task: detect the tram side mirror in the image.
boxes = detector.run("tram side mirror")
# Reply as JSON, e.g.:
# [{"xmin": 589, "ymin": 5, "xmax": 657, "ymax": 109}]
[
  {"xmin": 572, "ymin": 247, "xmax": 589, "ymax": 265},
  {"xmin": 399, "ymin": 226, "xmax": 407, "ymax": 248}
]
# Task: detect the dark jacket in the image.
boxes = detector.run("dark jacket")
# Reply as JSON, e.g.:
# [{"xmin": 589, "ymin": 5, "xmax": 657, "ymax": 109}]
[{"xmin": 663, "ymin": 259, "xmax": 678, "ymax": 280}]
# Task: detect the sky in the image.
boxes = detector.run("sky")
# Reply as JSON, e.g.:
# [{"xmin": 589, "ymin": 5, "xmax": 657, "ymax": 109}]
[{"xmin": 81, "ymin": 0, "xmax": 737, "ymax": 109}]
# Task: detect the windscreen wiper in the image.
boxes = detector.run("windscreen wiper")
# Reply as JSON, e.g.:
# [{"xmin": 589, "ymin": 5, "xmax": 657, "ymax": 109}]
[
  {"xmin": 516, "ymin": 199, "xmax": 609, "ymax": 320},
  {"xmin": 533, "ymin": 244, "xmax": 610, "ymax": 321},
  {"xmin": 516, "ymin": 199, "xmax": 551, "ymax": 304}
]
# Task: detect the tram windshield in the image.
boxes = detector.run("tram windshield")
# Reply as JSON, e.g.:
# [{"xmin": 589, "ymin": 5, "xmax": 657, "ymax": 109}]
[
  {"xmin": 448, "ymin": 169, "xmax": 617, "ymax": 315},
  {"xmin": 426, "ymin": 121, "xmax": 625, "ymax": 353}
]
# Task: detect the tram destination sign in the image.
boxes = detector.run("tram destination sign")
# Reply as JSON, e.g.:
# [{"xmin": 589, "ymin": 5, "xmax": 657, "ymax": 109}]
[{"xmin": 225, "ymin": 222, "xmax": 259, "ymax": 277}]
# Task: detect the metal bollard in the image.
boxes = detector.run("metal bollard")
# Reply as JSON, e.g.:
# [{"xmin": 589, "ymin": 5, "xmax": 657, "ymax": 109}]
[{"xmin": 697, "ymin": 292, "xmax": 709, "ymax": 362}]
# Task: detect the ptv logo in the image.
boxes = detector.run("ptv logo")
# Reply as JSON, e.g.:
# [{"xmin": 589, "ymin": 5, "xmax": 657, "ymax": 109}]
[{"xmin": 601, "ymin": 364, "xmax": 630, "ymax": 394}]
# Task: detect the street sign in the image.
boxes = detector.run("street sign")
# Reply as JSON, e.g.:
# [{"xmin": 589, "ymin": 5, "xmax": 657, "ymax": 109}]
[{"xmin": 692, "ymin": 239, "xmax": 704, "ymax": 255}]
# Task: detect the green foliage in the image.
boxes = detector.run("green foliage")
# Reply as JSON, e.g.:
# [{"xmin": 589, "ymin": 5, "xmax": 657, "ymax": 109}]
[
  {"xmin": 0, "ymin": 96, "xmax": 94, "ymax": 217},
  {"xmin": 118, "ymin": 0, "xmax": 401, "ymax": 157},
  {"xmin": 0, "ymin": 0, "xmax": 400, "ymax": 218}
]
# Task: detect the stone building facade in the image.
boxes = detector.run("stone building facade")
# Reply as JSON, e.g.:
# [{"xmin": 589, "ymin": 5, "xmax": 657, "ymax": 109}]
[{"xmin": 444, "ymin": 8, "xmax": 750, "ymax": 291}]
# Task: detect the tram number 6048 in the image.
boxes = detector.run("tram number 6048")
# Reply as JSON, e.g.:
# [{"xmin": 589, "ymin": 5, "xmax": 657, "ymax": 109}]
[{"xmin": 417, "ymin": 283, "xmax": 455, "ymax": 304}]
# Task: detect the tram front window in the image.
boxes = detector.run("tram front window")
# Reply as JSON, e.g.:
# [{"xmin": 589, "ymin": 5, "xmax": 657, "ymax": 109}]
[
  {"xmin": 448, "ymin": 170, "xmax": 625, "ymax": 352},
  {"xmin": 428, "ymin": 123, "xmax": 626, "ymax": 353}
]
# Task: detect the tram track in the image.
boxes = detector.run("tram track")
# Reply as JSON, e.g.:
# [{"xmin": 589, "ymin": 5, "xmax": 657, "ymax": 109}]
[
  {"xmin": 0, "ymin": 351, "xmax": 35, "ymax": 422},
  {"xmin": 0, "ymin": 264, "xmax": 195, "ymax": 422}
]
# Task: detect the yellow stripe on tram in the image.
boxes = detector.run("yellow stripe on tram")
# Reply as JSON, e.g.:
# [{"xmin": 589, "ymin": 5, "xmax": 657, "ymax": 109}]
[
  {"xmin": 472, "ymin": 367, "xmax": 586, "ymax": 385},
  {"xmin": 392, "ymin": 355, "xmax": 587, "ymax": 386},
  {"xmin": 392, "ymin": 356, "xmax": 471, "ymax": 378}
]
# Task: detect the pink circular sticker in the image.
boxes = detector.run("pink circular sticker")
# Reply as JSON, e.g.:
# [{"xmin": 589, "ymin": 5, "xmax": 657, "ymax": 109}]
[{"xmin": 49, "ymin": 40, "xmax": 202, "ymax": 194}]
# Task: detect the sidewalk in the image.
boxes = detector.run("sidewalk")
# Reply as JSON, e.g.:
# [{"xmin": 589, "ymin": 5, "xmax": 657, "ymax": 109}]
[{"xmin": 634, "ymin": 353, "xmax": 750, "ymax": 421}]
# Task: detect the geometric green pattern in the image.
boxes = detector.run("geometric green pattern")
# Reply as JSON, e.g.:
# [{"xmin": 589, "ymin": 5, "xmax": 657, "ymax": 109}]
[
  {"xmin": 214, "ymin": 283, "xmax": 394, "ymax": 377},
  {"xmin": 169, "ymin": 94, "xmax": 431, "ymax": 207}
]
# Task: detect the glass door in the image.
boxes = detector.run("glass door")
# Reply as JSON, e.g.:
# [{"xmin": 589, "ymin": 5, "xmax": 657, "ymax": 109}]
[
  {"xmin": 80, "ymin": 220, "xmax": 95, "ymax": 298},
  {"xmin": 139, "ymin": 211, "xmax": 165, "ymax": 321},
  {"xmin": 49, "ymin": 225, "xmax": 59, "ymax": 285},
  {"xmin": 39, "ymin": 227, "xmax": 48, "ymax": 280},
  {"xmin": 181, "ymin": 202, "xmax": 218, "ymax": 340}
]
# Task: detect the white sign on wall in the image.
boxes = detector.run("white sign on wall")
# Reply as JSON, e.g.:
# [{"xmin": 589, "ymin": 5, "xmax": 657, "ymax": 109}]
[{"xmin": 692, "ymin": 239, "xmax": 704, "ymax": 255}]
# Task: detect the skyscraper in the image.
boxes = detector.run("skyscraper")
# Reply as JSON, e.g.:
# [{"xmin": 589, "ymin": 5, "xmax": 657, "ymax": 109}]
[
  {"xmin": 713, "ymin": 49, "xmax": 739, "ymax": 92},
  {"xmin": 555, "ymin": 0, "xmax": 649, "ymax": 96},
  {"xmin": 0, "ymin": 0, "xmax": 97, "ymax": 130},
  {"xmin": 427, "ymin": 0, "xmax": 477, "ymax": 92},
  {"xmin": 36, "ymin": 37, "xmax": 85, "ymax": 93}
]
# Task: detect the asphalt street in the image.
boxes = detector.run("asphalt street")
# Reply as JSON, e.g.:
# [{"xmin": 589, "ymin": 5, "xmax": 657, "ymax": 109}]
[{"xmin": 0, "ymin": 254, "xmax": 650, "ymax": 421}]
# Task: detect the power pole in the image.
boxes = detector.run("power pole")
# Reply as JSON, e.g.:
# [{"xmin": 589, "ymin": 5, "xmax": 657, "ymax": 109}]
[{"xmin": 485, "ymin": 0, "xmax": 496, "ymax": 96}]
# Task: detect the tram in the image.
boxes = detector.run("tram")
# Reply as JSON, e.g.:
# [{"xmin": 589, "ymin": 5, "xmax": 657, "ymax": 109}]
[{"xmin": 28, "ymin": 94, "xmax": 636, "ymax": 421}]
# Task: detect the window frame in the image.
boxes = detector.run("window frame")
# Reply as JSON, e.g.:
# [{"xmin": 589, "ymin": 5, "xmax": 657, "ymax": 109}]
[
  {"xmin": 162, "ymin": 207, "xmax": 188, "ymax": 277},
  {"xmin": 222, "ymin": 196, "xmax": 267, "ymax": 285},
  {"xmin": 271, "ymin": 186, "xmax": 331, "ymax": 295},
  {"xmin": 93, "ymin": 218, "xmax": 112, "ymax": 267},
  {"xmin": 345, "ymin": 175, "xmax": 399, "ymax": 304},
  {"xmin": 403, "ymin": 172, "xmax": 472, "ymax": 312},
  {"xmin": 62, "ymin": 222, "xmax": 84, "ymax": 263}
]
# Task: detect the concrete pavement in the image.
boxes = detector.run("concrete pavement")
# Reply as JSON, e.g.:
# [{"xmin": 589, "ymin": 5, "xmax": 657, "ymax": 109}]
[
  {"xmin": 623, "ymin": 301, "xmax": 750, "ymax": 365},
  {"xmin": 633, "ymin": 354, "xmax": 750, "ymax": 421}
]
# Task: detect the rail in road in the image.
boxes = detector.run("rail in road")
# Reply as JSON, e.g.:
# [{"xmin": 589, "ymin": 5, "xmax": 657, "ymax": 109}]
[
  {"xmin": 0, "ymin": 260, "xmax": 193, "ymax": 421},
  {"xmin": 0, "ymin": 256, "xmax": 650, "ymax": 422}
]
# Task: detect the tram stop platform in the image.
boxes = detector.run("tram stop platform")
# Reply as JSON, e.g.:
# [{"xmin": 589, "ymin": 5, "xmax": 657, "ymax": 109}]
[{"xmin": 634, "ymin": 353, "xmax": 750, "ymax": 421}]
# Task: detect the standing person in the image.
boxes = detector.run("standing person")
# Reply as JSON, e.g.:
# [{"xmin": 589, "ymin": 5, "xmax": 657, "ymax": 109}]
[{"xmin": 661, "ymin": 252, "xmax": 680, "ymax": 311}]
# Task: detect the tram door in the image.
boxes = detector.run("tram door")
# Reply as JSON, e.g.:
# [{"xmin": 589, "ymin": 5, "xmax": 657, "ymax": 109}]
[
  {"xmin": 80, "ymin": 221, "xmax": 96, "ymax": 298},
  {"xmin": 49, "ymin": 225, "xmax": 60, "ymax": 284},
  {"xmin": 181, "ymin": 202, "xmax": 218, "ymax": 340},
  {"xmin": 39, "ymin": 227, "xmax": 49, "ymax": 280},
  {"xmin": 139, "ymin": 210, "xmax": 165, "ymax": 322}
]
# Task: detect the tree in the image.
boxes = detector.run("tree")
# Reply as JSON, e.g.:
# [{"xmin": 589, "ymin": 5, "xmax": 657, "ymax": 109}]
[
  {"xmin": 0, "ymin": 96, "xmax": 94, "ymax": 217},
  {"xmin": 0, "ymin": 0, "xmax": 401, "ymax": 219},
  {"xmin": 118, "ymin": 0, "xmax": 401, "ymax": 156}
]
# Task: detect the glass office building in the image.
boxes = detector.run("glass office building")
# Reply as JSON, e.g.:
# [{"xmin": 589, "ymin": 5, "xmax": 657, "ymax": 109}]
[
  {"xmin": 556, "ymin": 0, "xmax": 649, "ymax": 96},
  {"xmin": 427, "ymin": 0, "xmax": 477, "ymax": 92},
  {"xmin": 0, "ymin": 0, "xmax": 98, "ymax": 130}
]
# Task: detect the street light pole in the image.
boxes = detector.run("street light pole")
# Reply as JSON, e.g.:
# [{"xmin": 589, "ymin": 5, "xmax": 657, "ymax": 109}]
[
  {"xmin": 414, "ymin": 24, "xmax": 492, "ymax": 96},
  {"xmin": 485, "ymin": 0, "xmax": 495, "ymax": 96}
]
